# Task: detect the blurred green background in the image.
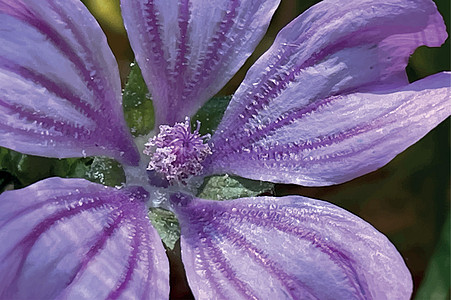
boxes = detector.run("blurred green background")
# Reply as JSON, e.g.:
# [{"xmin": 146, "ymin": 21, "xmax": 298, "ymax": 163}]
[{"xmin": 1, "ymin": 0, "xmax": 450, "ymax": 299}]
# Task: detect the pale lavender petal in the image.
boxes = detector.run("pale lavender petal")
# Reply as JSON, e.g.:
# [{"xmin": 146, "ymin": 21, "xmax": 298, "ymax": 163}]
[
  {"xmin": 0, "ymin": 0, "xmax": 139, "ymax": 165},
  {"xmin": 207, "ymin": 72, "xmax": 450, "ymax": 185},
  {"xmin": 209, "ymin": 0, "xmax": 447, "ymax": 174},
  {"xmin": 215, "ymin": 0, "xmax": 447, "ymax": 136},
  {"xmin": 0, "ymin": 178, "xmax": 169, "ymax": 300},
  {"xmin": 171, "ymin": 194, "xmax": 412, "ymax": 299},
  {"xmin": 120, "ymin": 0, "xmax": 280, "ymax": 125},
  {"xmin": 206, "ymin": 0, "xmax": 449, "ymax": 185}
]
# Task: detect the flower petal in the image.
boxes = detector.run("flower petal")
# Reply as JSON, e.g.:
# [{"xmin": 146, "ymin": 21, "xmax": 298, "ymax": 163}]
[
  {"xmin": 207, "ymin": 72, "xmax": 450, "ymax": 185},
  {"xmin": 171, "ymin": 194, "xmax": 412, "ymax": 300},
  {"xmin": 215, "ymin": 0, "xmax": 447, "ymax": 135},
  {"xmin": 0, "ymin": 0, "xmax": 139, "ymax": 165},
  {"xmin": 208, "ymin": 0, "xmax": 448, "ymax": 182},
  {"xmin": 0, "ymin": 178, "xmax": 169, "ymax": 299},
  {"xmin": 120, "ymin": 0, "xmax": 280, "ymax": 125}
]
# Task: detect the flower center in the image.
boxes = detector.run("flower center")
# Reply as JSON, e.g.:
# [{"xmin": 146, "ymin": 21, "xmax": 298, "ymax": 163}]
[{"xmin": 143, "ymin": 117, "xmax": 211, "ymax": 185}]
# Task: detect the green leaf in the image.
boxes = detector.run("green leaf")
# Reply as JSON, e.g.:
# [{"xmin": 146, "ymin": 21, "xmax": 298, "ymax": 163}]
[
  {"xmin": 123, "ymin": 62, "xmax": 155, "ymax": 136},
  {"xmin": 415, "ymin": 214, "xmax": 450, "ymax": 300},
  {"xmin": 197, "ymin": 174, "xmax": 274, "ymax": 201},
  {"xmin": 191, "ymin": 95, "xmax": 232, "ymax": 136},
  {"xmin": 0, "ymin": 147, "xmax": 125, "ymax": 188},
  {"xmin": 0, "ymin": 147, "xmax": 71, "ymax": 187},
  {"xmin": 65, "ymin": 158, "xmax": 93, "ymax": 180},
  {"xmin": 85, "ymin": 156, "xmax": 126, "ymax": 187},
  {"xmin": 148, "ymin": 207, "xmax": 181, "ymax": 250},
  {"xmin": 51, "ymin": 156, "xmax": 125, "ymax": 187}
]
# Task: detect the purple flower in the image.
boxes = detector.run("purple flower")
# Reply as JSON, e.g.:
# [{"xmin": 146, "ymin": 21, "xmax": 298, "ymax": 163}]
[{"xmin": 0, "ymin": 0, "xmax": 449, "ymax": 299}]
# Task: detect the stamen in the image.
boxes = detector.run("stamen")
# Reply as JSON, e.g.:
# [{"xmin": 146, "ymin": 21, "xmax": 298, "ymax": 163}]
[{"xmin": 143, "ymin": 117, "xmax": 211, "ymax": 185}]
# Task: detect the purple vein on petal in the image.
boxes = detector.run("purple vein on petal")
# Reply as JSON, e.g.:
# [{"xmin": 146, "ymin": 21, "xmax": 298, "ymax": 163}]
[
  {"xmin": 174, "ymin": 195, "xmax": 388, "ymax": 299},
  {"xmin": 189, "ymin": 0, "xmax": 240, "ymax": 87},
  {"xmin": 7, "ymin": 200, "xmax": 111, "ymax": 289},
  {"xmin": 261, "ymin": 133, "xmax": 390, "ymax": 167},
  {"xmin": 46, "ymin": 1, "xmax": 116, "ymax": 104},
  {"xmin": 216, "ymin": 95, "xmax": 340, "ymax": 153},
  {"xmin": 0, "ymin": 179, "xmax": 170, "ymax": 299},
  {"xmin": 0, "ymin": 192, "xmax": 107, "ymax": 231},
  {"xmin": 261, "ymin": 221, "xmax": 367, "ymax": 298},
  {"xmin": 210, "ymin": 210, "xmax": 368, "ymax": 299},
  {"xmin": 220, "ymin": 98, "xmax": 393, "ymax": 159},
  {"xmin": 0, "ymin": 98, "xmax": 92, "ymax": 140},
  {"xmin": 218, "ymin": 226, "xmax": 318, "ymax": 299},
  {"xmin": 141, "ymin": 1, "xmax": 169, "ymax": 83},
  {"xmin": 172, "ymin": 0, "xmax": 191, "ymax": 83},
  {"xmin": 65, "ymin": 213, "xmax": 124, "ymax": 287},
  {"xmin": 0, "ymin": 95, "xmax": 112, "ymax": 148},
  {"xmin": 172, "ymin": 0, "xmax": 242, "ymax": 116},
  {"xmin": 192, "ymin": 246, "xmax": 228, "ymax": 299},
  {"xmin": 1, "ymin": 3, "xmax": 105, "ymax": 104},
  {"xmin": 107, "ymin": 220, "xmax": 142, "ymax": 300},
  {"xmin": 0, "ymin": 1, "xmax": 141, "ymax": 164},
  {"xmin": 216, "ymin": 5, "xmax": 446, "ymax": 138},
  {"xmin": 0, "ymin": 58, "xmax": 98, "ymax": 120},
  {"xmin": 140, "ymin": 223, "xmax": 158, "ymax": 299},
  {"xmin": 213, "ymin": 75, "xmax": 436, "ymax": 162},
  {"xmin": 195, "ymin": 231, "xmax": 259, "ymax": 300},
  {"xmin": 13, "ymin": 200, "xmax": 110, "ymax": 257},
  {"xmin": 121, "ymin": 0, "xmax": 280, "ymax": 125}
]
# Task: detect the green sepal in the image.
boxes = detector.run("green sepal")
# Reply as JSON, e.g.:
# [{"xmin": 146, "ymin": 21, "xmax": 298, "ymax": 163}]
[
  {"xmin": 197, "ymin": 174, "xmax": 274, "ymax": 201},
  {"xmin": 191, "ymin": 95, "xmax": 232, "ymax": 136},
  {"xmin": 122, "ymin": 62, "xmax": 155, "ymax": 136},
  {"xmin": 148, "ymin": 207, "xmax": 181, "ymax": 250}
]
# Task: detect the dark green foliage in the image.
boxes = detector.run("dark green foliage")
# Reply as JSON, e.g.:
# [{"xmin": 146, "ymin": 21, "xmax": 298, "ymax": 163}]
[
  {"xmin": 0, "ymin": 147, "xmax": 125, "ymax": 189},
  {"xmin": 122, "ymin": 62, "xmax": 155, "ymax": 136},
  {"xmin": 197, "ymin": 174, "xmax": 274, "ymax": 201},
  {"xmin": 148, "ymin": 208, "xmax": 181, "ymax": 250},
  {"xmin": 191, "ymin": 95, "xmax": 232, "ymax": 136},
  {"xmin": 415, "ymin": 215, "xmax": 450, "ymax": 300}
]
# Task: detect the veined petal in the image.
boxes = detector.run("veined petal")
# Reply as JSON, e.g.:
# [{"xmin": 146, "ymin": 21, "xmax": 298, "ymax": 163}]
[
  {"xmin": 207, "ymin": 72, "xmax": 450, "ymax": 185},
  {"xmin": 207, "ymin": 0, "xmax": 449, "ymax": 185},
  {"xmin": 120, "ymin": 0, "xmax": 280, "ymax": 125},
  {"xmin": 214, "ymin": 0, "xmax": 447, "ymax": 137},
  {"xmin": 0, "ymin": 0, "xmax": 139, "ymax": 165},
  {"xmin": 171, "ymin": 194, "xmax": 412, "ymax": 300},
  {"xmin": 0, "ymin": 178, "xmax": 169, "ymax": 300}
]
